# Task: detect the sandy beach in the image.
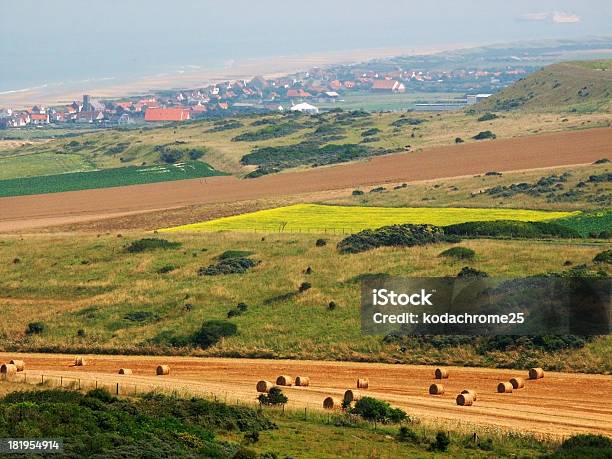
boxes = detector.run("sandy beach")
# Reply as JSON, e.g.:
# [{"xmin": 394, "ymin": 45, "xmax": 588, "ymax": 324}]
[{"xmin": 0, "ymin": 43, "xmax": 471, "ymax": 108}]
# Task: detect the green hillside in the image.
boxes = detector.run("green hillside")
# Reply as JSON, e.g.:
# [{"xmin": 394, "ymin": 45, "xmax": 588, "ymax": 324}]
[{"xmin": 476, "ymin": 60, "xmax": 612, "ymax": 113}]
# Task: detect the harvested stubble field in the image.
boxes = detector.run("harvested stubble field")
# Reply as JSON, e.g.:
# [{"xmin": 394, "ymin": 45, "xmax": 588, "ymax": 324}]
[
  {"xmin": 2, "ymin": 353, "xmax": 611, "ymax": 439},
  {"xmin": 161, "ymin": 204, "xmax": 575, "ymax": 233},
  {"xmin": 0, "ymin": 128, "xmax": 610, "ymax": 232}
]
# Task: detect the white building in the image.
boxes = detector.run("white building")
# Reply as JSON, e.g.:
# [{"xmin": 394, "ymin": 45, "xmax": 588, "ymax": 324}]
[
  {"xmin": 290, "ymin": 102, "xmax": 319, "ymax": 114},
  {"xmin": 466, "ymin": 94, "xmax": 493, "ymax": 105}
]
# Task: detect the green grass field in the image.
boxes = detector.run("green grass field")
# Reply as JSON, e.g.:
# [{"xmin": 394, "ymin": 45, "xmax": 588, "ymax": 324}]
[
  {"xmin": 2, "ymin": 232, "xmax": 609, "ymax": 373},
  {"xmin": 0, "ymin": 161, "xmax": 223, "ymax": 197},
  {"xmin": 0, "ymin": 152, "xmax": 95, "ymax": 180},
  {"xmin": 161, "ymin": 204, "xmax": 577, "ymax": 233},
  {"xmin": 552, "ymin": 210, "xmax": 612, "ymax": 237}
]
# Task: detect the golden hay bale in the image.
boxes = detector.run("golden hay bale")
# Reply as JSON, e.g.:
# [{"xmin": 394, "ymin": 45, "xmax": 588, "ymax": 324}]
[
  {"xmin": 510, "ymin": 377, "xmax": 525, "ymax": 389},
  {"xmin": 343, "ymin": 389, "xmax": 362, "ymax": 403},
  {"xmin": 156, "ymin": 365, "xmax": 170, "ymax": 375},
  {"xmin": 9, "ymin": 360, "xmax": 25, "ymax": 372},
  {"xmin": 323, "ymin": 396, "xmax": 342, "ymax": 410},
  {"xmin": 276, "ymin": 375, "xmax": 294, "ymax": 386},
  {"xmin": 357, "ymin": 378, "xmax": 369, "ymax": 389},
  {"xmin": 497, "ymin": 382, "xmax": 513, "ymax": 393},
  {"xmin": 529, "ymin": 368, "xmax": 544, "ymax": 380},
  {"xmin": 74, "ymin": 356, "xmax": 86, "ymax": 366},
  {"xmin": 460, "ymin": 389, "xmax": 477, "ymax": 401},
  {"xmin": 118, "ymin": 368, "xmax": 132, "ymax": 375},
  {"xmin": 256, "ymin": 380, "xmax": 274, "ymax": 393},
  {"xmin": 434, "ymin": 368, "xmax": 449, "ymax": 379},
  {"xmin": 429, "ymin": 383, "xmax": 445, "ymax": 395},
  {"xmin": 0, "ymin": 363, "xmax": 17, "ymax": 378},
  {"xmin": 295, "ymin": 376, "xmax": 310, "ymax": 387},
  {"xmin": 456, "ymin": 393, "xmax": 474, "ymax": 406}
]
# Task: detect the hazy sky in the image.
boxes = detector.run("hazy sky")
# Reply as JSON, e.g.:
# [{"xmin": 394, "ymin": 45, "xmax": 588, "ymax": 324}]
[{"xmin": 1, "ymin": 0, "xmax": 610, "ymax": 91}]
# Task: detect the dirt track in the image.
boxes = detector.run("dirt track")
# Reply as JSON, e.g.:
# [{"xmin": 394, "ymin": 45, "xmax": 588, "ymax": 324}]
[
  {"xmin": 1, "ymin": 128, "xmax": 610, "ymax": 232},
  {"xmin": 2, "ymin": 352, "xmax": 610, "ymax": 439}
]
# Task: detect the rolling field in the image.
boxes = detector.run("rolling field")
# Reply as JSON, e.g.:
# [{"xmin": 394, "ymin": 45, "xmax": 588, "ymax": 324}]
[
  {"xmin": 162, "ymin": 204, "xmax": 577, "ymax": 233},
  {"xmin": 3, "ymin": 353, "xmax": 611, "ymax": 438},
  {"xmin": 0, "ymin": 127, "xmax": 609, "ymax": 232},
  {"xmin": 0, "ymin": 161, "xmax": 223, "ymax": 197},
  {"xmin": 0, "ymin": 232, "xmax": 609, "ymax": 373}
]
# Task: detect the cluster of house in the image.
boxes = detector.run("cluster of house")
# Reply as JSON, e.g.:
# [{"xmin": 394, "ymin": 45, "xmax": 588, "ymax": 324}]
[{"xmin": 0, "ymin": 65, "xmax": 524, "ymax": 126}]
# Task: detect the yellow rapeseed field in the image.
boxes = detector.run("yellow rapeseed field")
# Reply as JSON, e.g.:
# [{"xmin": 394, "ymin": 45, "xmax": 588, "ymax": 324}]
[{"xmin": 161, "ymin": 204, "xmax": 577, "ymax": 233}]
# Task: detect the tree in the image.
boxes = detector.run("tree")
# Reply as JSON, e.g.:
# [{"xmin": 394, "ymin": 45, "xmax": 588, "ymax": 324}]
[
  {"xmin": 194, "ymin": 320, "xmax": 237, "ymax": 348},
  {"xmin": 258, "ymin": 387, "xmax": 288, "ymax": 406}
]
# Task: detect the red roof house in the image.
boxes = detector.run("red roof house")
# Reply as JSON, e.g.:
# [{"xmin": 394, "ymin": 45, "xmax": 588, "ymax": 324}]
[
  {"xmin": 144, "ymin": 107, "xmax": 190, "ymax": 122},
  {"xmin": 371, "ymin": 80, "xmax": 406, "ymax": 93}
]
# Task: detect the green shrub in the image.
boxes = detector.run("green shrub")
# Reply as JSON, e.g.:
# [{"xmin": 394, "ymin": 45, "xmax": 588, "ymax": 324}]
[
  {"xmin": 443, "ymin": 220, "xmax": 580, "ymax": 239},
  {"xmin": 125, "ymin": 238, "xmax": 181, "ymax": 253},
  {"xmin": 439, "ymin": 247, "xmax": 475, "ymax": 260},
  {"xmin": 198, "ymin": 257, "xmax": 259, "ymax": 276},
  {"xmin": 550, "ymin": 434, "xmax": 612, "ymax": 458},
  {"xmin": 472, "ymin": 130, "xmax": 496, "ymax": 140},
  {"xmin": 477, "ymin": 112, "xmax": 498, "ymax": 121},
  {"xmin": 298, "ymin": 282, "xmax": 311, "ymax": 292},
  {"xmin": 455, "ymin": 137, "xmax": 464, "ymax": 143},
  {"xmin": 124, "ymin": 311, "xmax": 158, "ymax": 323},
  {"xmin": 391, "ymin": 117, "xmax": 423, "ymax": 127},
  {"xmin": 195, "ymin": 320, "xmax": 238, "ymax": 348},
  {"xmin": 218, "ymin": 250, "xmax": 254, "ymax": 260},
  {"xmin": 337, "ymin": 224, "xmax": 452, "ymax": 254},
  {"xmin": 351, "ymin": 397, "xmax": 406, "ymax": 423},
  {"xmin": 430, "ymin": 431, "xmax": 451, "ymax": 452},
  {"xmin": 26, "ymin": 322, "xmax": 45, "ymax": 335},
  {"xmin": 593, "ymin": 249, "xmax": 612, "ymax": 264},
  {"xmin": 156, "ymin": 264, "xmax": 176, "ymax": 274},
  {"xmin": 233, "ymin": 447, "xmax": 258, "ymax": 459},
  {"xmin": 315, "ymin": 238, "xmax": 327, "ymax": 247},
  {"xmin": 397, "ymin": 426, "xmax": 419, "ymax": 443},
  {"xmin": 258, "ymin": 387, "xmax": 288, "ymax": 406},
  {"xmin": 362, "ymin": 128, "xmax": 381, "ymax": 137},
  {"xmin": 457, "ymin": 266, "xmax": 488, "ymax": 278},
  {"xmin": 352, "ymin": 189, "xmax": 364, "ymax": 196}
]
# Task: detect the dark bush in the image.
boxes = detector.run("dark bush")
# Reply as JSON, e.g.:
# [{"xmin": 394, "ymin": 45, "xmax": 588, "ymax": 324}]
[
  {"xmin": 398, "ymin": 426, "xmax": 420, "ymax": 443},
  {"xmin": 455, "ymin": 137, "xmax": 464, "ymax": 144},
  {"xmin": 351, "ymin": 397, "xmax": 406, "ymax": 424},
  {"xmin": 439, "ymin": 247, "xmax": 475, "ymax": 260},
  {"xmin": 443, "ymin": 220, "xmax": 581, "ymax": 239},
  {"xmin": 195, "ymin": 320, "xmax": 238, "ymax": 348},
  {"xmin": 431, "ymin": 431, "xmax": 451, "ymax": 452},
  {"xmin": 258, "ymin": 387, "xmax": 288, "ymax": 406},
  {"xmin": 125, "ymin": 238, "xmax": 181, "ymax": 253},
  {"xmin": 198, "ymin": 257, "xmax": 259, "ymax": 276},
  {"xmin": 124, "ymin": 311, "xmax": 158, "ymax": 322},
  {"xmin": 26, "ymin": 322, "xmax": 45, "ymax": 335},
  {"xmin": 457, "ymin": 266, "xmax": 488, "ymax": 278},
  {"xmin": 328, "ymin": 301, "xmax": 337, "ymax": 310},
  {"xmin": 550, "ymin": 434, "xmax": 612, "ymax": 458},
  {"xmin": 156, "ymin": 264, "xmax": 176, "ymax": 274},
  {"xmin": 362, "ymin": 128, "xmax": 381, "ymax": 137},
  {"xmin": 593, "ymin": 250, "xmax": 612, "ymax": 264},
  {"xmin": 477, "ymin": 113, "xmax": 498, "ymax": 122},
  {"xmin": 391, "ymin": 117, "xmax": 423, "ymax": 127},
  {"xmin": 352, "ymin": 189, "xmax": 364, "ymax": 196},
  {"xmin": 298, "ymin": 282, "xmax": 312, "ymax": 292},
  {"xmin": 370, "ymin": 186, "xmax": 386, "ymax": 193},
  {"xmin": 472, "ymin": 130, "xmax": 496, "ymax": 140},
  {"xmin": 337, "ymin": 224, "xmax": 452, "ymax": 254},
  {"xmin": 315, "ymin": 238, "xmax": 327, "ymax": 247},
  {"xmin": 218, "ymin": 250, "xmax": 254, "ymax": 260}
]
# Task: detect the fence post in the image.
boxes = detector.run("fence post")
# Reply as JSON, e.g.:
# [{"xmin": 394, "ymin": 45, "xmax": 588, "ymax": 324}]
[
  {"xmin": 116, "ymin": 383, "xmax": 119, "ymax": 395},
  {"xmin": 60, "ymin": 376, "xmax": 63, "ymax": 387},
  {"xmin": 41, "ymin": 375, "xmax": 44, "ymax": 384}
]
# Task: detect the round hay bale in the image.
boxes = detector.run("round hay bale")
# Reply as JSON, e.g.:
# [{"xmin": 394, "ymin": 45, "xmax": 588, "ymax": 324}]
[
  {"xmin": 510, "ymin": 377, "xmax": 525, "ymax": 389},
  {"xmin": 276, "ymin": 375, "xmax": 294, "ymax": 386},
  {"xmin": 343, "ymin": 389, "xmax": 362, "ymax": 403},
  {"xmin": 460, "ymin": 389, "xmax": 477, "ymax": 401},
  {"xmin": 529, "ymin": 368, "xmax": 544, "ymax": 380},
  {"xmin": 434, "ymin": 368, "xmax": 449, "ymax": 379},
  {"xmin": 256, "ymin": 380, "xmax": 274, "ymax": 393},
  {"xmin": 456, "ymin": 393, "xmax": 474, "ymax": 406},
  {"xmin": 156, "ymin": 365, "xmax": 170, "ymax": 376},
  {"xmin": 9, "ymin": 360, "xmax": 25, "ymax": 372},
  {"xmin": 497, "ymin": 382, "xmax": 513, "ymax": 393},
  {"xmin": 295, "ymin": 376, "xmax": 310, "ymax": 387},
  {"xmin": 429, "ymin": 383, "xmax": 445, "ymax": 395},
  {"xmin": 357, "ymin": 378, "xmax": 369, "ymax": 389},
  {"xmin": 74, "ymin": 356, "xmax": 86, "ymax": 366},
  {"xmin": 0, "ymin": 363, "xmax": 17, "ymax": 379},
  {"xmin": 323, "ymin": 396, "xmax": 341, "ymax": 410},
  {"xmin": 118, "ymin": 368, "xmax": 132, "ymax": 375}
]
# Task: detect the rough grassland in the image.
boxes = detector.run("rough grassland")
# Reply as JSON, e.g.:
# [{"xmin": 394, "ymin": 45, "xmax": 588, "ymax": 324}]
[
  {"xmin": 161, "ymin": 204, "xmax": 576, "ymax": 233},
  {"xmin": 0, "ymin": 233, "xmax": 609, "ymax": 373}
]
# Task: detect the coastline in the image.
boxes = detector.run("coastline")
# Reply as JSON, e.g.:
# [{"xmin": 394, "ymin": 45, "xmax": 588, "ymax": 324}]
[{"xmin": 0, "ymin": 43, "xmax": 472, "ymax": 108}]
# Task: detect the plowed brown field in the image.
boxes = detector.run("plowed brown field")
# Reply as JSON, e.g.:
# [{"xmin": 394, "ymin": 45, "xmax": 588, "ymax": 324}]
[
  {"xmin": 2, "ymin": 353, "xmax": 610, "ymax": 439},
  {"xmin": 1, "ymin": 128, "xmax": 610, "ymax": 232}
]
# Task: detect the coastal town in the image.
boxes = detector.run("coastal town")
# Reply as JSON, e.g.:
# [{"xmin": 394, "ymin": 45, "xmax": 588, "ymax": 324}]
[{"xmin": 0, "ymin": 64, "xmax": 523, "ymax": 128}]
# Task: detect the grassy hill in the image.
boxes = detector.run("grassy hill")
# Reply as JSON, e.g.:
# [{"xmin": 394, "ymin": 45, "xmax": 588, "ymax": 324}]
[{"xmin": 476, "ymin": 60, "xmax": 612, "ymax": 113}]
